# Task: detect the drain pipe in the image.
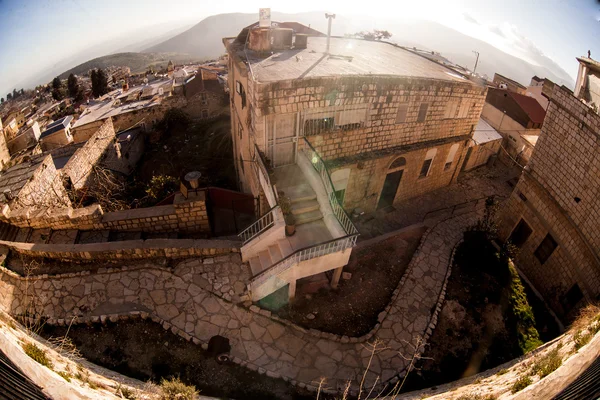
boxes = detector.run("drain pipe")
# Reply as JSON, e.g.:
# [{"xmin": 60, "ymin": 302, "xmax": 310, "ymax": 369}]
[{"xmin": 325, "ymin": 13, "xmax": 336, "ymax": 54}]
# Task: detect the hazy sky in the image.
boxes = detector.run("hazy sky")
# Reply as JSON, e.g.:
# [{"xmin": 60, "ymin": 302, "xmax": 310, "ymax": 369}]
[{"xmin": 0, "ymin": 0, "xmax": 599, "ymax": 97}]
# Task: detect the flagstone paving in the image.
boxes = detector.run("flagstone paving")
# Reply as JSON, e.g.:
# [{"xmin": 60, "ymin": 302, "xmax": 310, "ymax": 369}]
[{"xmin": 0, "ymin": 212, "xmax": 481, "ymax": 394}]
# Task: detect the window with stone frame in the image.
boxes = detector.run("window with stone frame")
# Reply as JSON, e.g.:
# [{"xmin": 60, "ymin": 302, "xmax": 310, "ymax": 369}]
[
  {"xmin": 417, "ymin": 103, "xmax": 429, "ymax": 122},
  {"xmin": 457, "ymin": 99, "xmax": 470, "ymax": 118},
  {"xmin": 396, "ymin": 103, "xmax": 409, "ymax": 123},
  {"xmin": 444, "ymin": 99, "xmax": 459, "ymax": 119},
  {"xmin": 534, "ymin": 233, "xmax": 558, "ymax": 264},
  {"xmin": 419, "ymin": 148, "xmax": 437, "ymax": 178},
  {"xmin": 508, "ymin": 219, "xmax": 532, "ymax": 248},
  {"xmin": 444, "ymin": 143, "xmax": 460, "ymax": 170}
]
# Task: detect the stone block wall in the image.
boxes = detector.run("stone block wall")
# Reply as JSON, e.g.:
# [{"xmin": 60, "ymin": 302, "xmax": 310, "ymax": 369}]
[
  {"xmin": 62, "ymin": 119, "xmax": 116, "ymax": 190},
  {"xmin": 2, "ymin": 191, "xmax": 210, "ymax": 235},
  {"xmin": 498, "ymin": 85, "xmax": 600, "ymax": 318}
]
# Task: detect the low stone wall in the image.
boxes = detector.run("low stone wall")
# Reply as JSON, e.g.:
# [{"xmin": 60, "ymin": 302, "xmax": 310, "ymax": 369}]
[
  {"xmin": 0, "ymin": 237, "xmax": 238, "ymax": 261},
  {"xmin": 2, "ymin": 191, "xmax": 210, "ymax": 234}
]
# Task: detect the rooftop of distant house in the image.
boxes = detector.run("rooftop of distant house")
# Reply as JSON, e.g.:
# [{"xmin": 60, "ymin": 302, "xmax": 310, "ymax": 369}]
[
  {"xmin": 473, "ymin": 118, "xmax": 502, "ymax": 145},
  {"xmin": 486, "ymin": 87, "xmax": 546, "ymax": 126},
  {"xmin": 40, "ymin": 115, "xmax": 73, "ymax": 139},
  {"xmin": 73, "ymin": 79, "xmax": 172, "ymax": 128},
  {"xmin": 494, "ymin": 73, "xmax": 527, "ymax": 89},
  {"xmin": 0, "ymin": 155, "xmax": 47, "ymax": 202},
  {"xmin": 227, "ymin": 34, "xmax": 471, "ymax": 84}
]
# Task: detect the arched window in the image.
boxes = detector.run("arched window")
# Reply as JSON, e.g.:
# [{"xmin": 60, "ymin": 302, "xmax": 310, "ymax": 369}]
[
  {"xmin": 389, "ymin": 157, "xmax": 406, "ymax": 170},
  {"xmin": 419, "ymin": 148, "xmax": 437, "ymax": 178}
]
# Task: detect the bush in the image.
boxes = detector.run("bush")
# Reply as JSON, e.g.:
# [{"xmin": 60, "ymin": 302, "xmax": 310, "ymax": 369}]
[
  {"xmin": 145, "ymin": 175, "xmax": 179, "ymax": 202},
  {"xmin": 573, "ymin": 330, "xmax": 593, "ymax": 351},
  {"xmin": 531, "ymin": 348, "xmax": 562, "ymax": 378},
  {"xmin": 511, "ymin": 375, "xmax": 532, "ymax": 393},
  {"xmin": 507, "ymin": 262, "xmax": 543, "ymax": 353},
  {"xmin": 496, "ymin": 368, "xmax": 508, "ymax": 375},
  {"xmin": 22, "ymin": 342, "xmax": 53, "ymax": 369},
  {"xmin": 160, "ymin": 377, "xmax": 197, "ymax": 400},
  {"xmin": 57, "ymin": 371, "xmax": 72, "ymax": 382},
  {"xmin": 116, "ymin": 383, "xmax": 137, "ymax": 399}
]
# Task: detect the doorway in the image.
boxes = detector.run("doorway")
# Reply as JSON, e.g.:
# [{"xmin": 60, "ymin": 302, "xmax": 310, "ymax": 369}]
[
  {"xmin": 377, "ymin": 170, "xmax": 403, "ymax": 210},
  {"xmin": 267, "ymin": 113, "xmax": 297, "ymax": 167}
]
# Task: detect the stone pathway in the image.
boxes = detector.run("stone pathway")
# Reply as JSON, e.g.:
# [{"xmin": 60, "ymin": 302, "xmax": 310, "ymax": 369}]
[{"xmin": 0, "ymin": 212, "xmax": 481, "ymax": 394}]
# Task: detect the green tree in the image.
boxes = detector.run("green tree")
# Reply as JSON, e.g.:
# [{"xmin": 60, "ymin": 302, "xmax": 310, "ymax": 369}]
[
  {"xmin": 12, "ymin": 88, "xmax": 18, "ymax": 99},
  {"xmin": 6, "ymin": 93, "xmax": 12, "ymax": 101},
  {"xmin": 91, "ymin": 69, "xmax": 109, "ymax": 98},
  {"xmin": 0, "ymin": 98, "xmax": 3, "ymax": 103},
  {"xmin": 67, "ymin": 73, "xmax": 80, "ymax": 99},
  {"xmin": 51, "ymin": 77, "xmax": 64, "ymax": 100}
]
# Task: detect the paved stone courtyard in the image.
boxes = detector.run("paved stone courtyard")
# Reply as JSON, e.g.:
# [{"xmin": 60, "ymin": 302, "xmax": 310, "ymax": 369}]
[
  {"xmin": 355, "ymin": 163, "xmax": 518, "ymax": 240},
  {"xmin": 0, "ymin": 209, "xmax": 486, "ymax": 394}
]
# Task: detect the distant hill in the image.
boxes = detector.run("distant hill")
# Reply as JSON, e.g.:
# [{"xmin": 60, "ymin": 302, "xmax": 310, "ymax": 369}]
[
  {"xmin": 146, "ymin": 11, "xmax": 574, "ymax": 89},
  {"xmin": 58, "ymin": 52, "xmax": 201, "ymax": 80}
]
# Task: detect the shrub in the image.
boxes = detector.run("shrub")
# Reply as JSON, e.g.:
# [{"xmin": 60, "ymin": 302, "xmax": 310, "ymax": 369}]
[
  {"xmin": 532, "ymin": 348, "xmax": 562, "ymax": 378},
  {"xmin": 22, "ymin": 342, "xmax": 53, "ymax": 369},
  {"xmin": 145, "ymin": 175, "xmax": 179, "ymax": 202},
  {"xmin": 511, "ymin": 375, "xmax": 532, "ymax": 393},
  {"xmin": 457, "ymin": 394, "xmax": 497, "ymax": 400},
  {"xmin": 507, "ymin": 262, "xmax": 543, "ymax": 353},
  {"xmin": 57, "ymin": 371, "xmax": 72, "ymax": 382},
  {"xmin": 496, "ymin": 368, "xmax": 508, "ymax": 375},
  {"xmin": 160, "ymin": 377, "xmax": 197, "ymax": 400},
  {"xmin": 116, "ymin": 383, "xmax": 137, "ymax": 400},
  {"xmin": 573, "ymin": 330, "xmax": 593, "ymax": 351}
]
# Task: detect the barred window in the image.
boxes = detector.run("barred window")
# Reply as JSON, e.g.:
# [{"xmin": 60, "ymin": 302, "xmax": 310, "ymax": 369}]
[{"xmin": 304, "ymin": 116, "xmax": 335, "ymax": 136}]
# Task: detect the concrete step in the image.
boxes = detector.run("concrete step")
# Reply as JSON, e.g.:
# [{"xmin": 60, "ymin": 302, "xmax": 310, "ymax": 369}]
[
  {"xmin": 295, "ymin": 209, "xmax": 324, "ymax": 226},
  {"xmin": 268, "ymin": 244, "xmax": 284, "ymax": 264},
  {"xmin": 249, "ymin": 256, "xmax": 263, "ymax": 276},
  {"xmin": 258, "ymin": 249, "xmax": 273, "ymax": 271},
  {"xmin": 282, "ymin": 184, "xmax": 317, "ymax": 204},
  {"xmin": 278, "ymin": 239, "xmax": 293, "ymax": 258},
  {"xmin": 291, "ymin": 199, "xmax": 320, "ymax": 215}
]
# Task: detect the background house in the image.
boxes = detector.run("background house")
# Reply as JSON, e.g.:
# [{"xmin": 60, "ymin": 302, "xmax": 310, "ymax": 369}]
[
  {"xmin": 39, "ymin": 116, "xmax": 73, "ymax": 151},
  {"xmin": 461, "ymin": 118, "xmax": 502, "ymax": 171},
  {"xmin": 492, "ymin": 73, "xmax": 527, "ymax": 94}
]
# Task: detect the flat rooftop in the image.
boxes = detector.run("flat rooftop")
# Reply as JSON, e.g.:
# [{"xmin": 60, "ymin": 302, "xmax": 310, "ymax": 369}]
[{"xmin": 234, "ymin": 36, "xmax": 471, "ymax": 84}]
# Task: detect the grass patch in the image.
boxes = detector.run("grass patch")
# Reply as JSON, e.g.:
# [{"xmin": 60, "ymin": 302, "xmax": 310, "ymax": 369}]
[
  {"xmin": 116, "ymin": 383, "xmax": 137, "ymax": 400},
  {"xmin": 57, "ymin": 371, "xmax": 72, "ymax": 382},
  {"xmin": 496, "ymin": 368, "xmax": 508, "ymax": 375},
  {"xmin": 457, "ymin": 394, "xmax": 497, "ymax": 400},
  {"xmin": 0, "ymin": 313, "xmax": 16, "ymax": 329},
  {"xmin": 22, "ymin": 342, "xmax": 53, "ymax": 369},
  {"xmin": 531, "ymin": 348, "xmax": 562, "ymax": 378},
  {"xmin": 511, "ymin": 375, "xmax": 532, "ymax": 393},
  {"xmin": 573, "ymin": 330, "xmax": 593, "ymax": 351},
  {"xmin": 160, "ymin": 377, "xmax": 198, "ymax": 400}
]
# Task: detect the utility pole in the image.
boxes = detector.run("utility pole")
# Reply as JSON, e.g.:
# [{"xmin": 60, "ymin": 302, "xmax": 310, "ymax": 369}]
[
  {"xmin": 325, "ymin": 13, "xmax": 336, "ymax": 54},
  {"xmin": 472, "ymin": 50, "xmax": 480, "ymax": 74}
]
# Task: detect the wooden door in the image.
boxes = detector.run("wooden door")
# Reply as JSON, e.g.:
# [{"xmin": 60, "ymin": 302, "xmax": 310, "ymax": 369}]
[
  {"xmin": 377, "ymin": 170, "xmax": 403, "ymax": 210},
  {"xmin": 267, "ymin": 114, "xmax": 297, "ymax": 167}
]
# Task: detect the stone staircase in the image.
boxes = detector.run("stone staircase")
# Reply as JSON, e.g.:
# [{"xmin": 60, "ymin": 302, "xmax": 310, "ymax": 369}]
[{"xmin": 247, "ymin": 177, "xmax": 326, "ymax": 276}]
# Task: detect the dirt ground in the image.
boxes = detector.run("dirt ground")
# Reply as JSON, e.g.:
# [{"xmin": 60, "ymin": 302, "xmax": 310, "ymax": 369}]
[
  {"xmin": 264, "ymin": 225, "xmax": 427, "ymax": 337},
  {"xmin": 402, "ymin": 238, "xmax": 560, "ymax": 392},
  {"xmin": 41, "ymin": 320, "xmax": 331, "ymax": 400}
]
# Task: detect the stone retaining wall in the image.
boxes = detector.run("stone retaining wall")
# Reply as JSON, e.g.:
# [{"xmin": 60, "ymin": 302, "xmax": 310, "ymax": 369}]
[{"xmin": 0, "ymin": 237, "xmax": 238, "ymax": 261}]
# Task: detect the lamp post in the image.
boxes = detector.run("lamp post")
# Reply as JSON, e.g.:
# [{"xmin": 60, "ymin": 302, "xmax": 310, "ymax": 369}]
[{"xmin": 472, "ymin": 50, "xmax": 480, "ymax": 74}]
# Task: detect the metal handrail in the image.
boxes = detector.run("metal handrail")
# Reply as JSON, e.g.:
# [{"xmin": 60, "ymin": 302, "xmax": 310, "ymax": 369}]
[
  {"xmin": 300, "ymin": 137, "xmax": 359, "ymax": 235},
  {"xmin": 238, "ymin": 205, "xmax": 278, "ymax": 244},
  {"xmin": 250, "ymin": 233, "xmax": 358, "ymax": 289}
]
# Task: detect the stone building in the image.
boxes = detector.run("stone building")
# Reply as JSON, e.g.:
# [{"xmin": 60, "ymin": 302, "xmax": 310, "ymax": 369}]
[
  {"xmin": 498, "ymin": 84, "xmax": 600, "ymax": 320},
  {"xmin": 461, "ymin": 118, "xmax": 502, "ymax": 172},
  {"xmin": 39, "ymin": 116, "xmax": 73, "ymax": 151},
  {"xmin": 574, "ymin": 56, "xmax": 600, "ymax": 112},
  {"xmin": 7, "ymin": 121, "xmax": 41, "ymax": 155},
  {"xmin": 493, "ymin": 72, "xmax": 527, "ymax": 94},
  {"xmin": 482, "ymin": 87, "xmax": 546, "ymax": 166},
  {"xmin": 223, "ymin": 22, "xmax": 487, "ymax": 302},
  {"xmin": 182, "ymin": 68, "xmax": 228, "ymax": 119}
]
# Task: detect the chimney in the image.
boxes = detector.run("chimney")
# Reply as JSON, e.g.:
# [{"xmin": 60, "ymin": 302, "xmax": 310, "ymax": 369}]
[
  {"xmin": 248, "ymin": 28, "xmax": 271, "ymax": 53},
  {"xmin": 325, "ymin": 13, "xmax": 336, "ymax": 54}
]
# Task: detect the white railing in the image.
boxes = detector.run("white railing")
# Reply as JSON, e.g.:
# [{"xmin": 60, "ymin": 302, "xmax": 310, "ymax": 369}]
[
  {"xmin": 238, "ymin": 205, "xmax": 278, "ymax": 245},
  {"xmin": 250, "ymin": 234, "xmax": 358, "ymax": 289},
  {"xmin": 300, "ymin": 137, "xmax": 358, "ymax": 236}
]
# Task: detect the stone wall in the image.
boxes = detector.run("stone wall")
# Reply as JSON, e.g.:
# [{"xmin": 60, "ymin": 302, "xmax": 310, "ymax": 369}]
[
  {"xmin": 3, "ymin": 191, "xmax": 210, "ymax": 235},
  {"xmin": 498, "ymin": 85, "xmax": 600, "ymax": 319},
  {"xmin": 0, "ymin": 236, "xmax": 238, "ymax": 261},
  {"xmin": 62, "ymin": 119, "xmax": 116, "ymax": 190}
]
